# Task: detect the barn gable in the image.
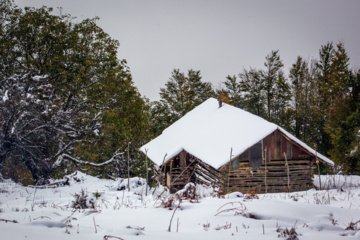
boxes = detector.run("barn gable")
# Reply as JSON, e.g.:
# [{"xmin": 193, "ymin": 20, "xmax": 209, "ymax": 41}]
[{"xmin": 221, "ymin": 130, "xmax": 321, "ymax": 193}]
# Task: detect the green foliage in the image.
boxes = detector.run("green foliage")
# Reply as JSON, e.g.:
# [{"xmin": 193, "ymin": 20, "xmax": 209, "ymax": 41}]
[
  {"xmin": 329, "ymin": 111, "xmax": 360, "ymax": 174},
  {"xmin": 218, "ymin": 43, "xmax": 359, "ymax": 175},
  {"xmin": 263, "ymin": 50, "xmax": 286, "ymax": 120},
  {"xmin": 72, "ymin": 189, "xmax": 89, "ymax": 209},
  {"xmin": 288, "ymin": 42, "xmax": 360, "ymax": 174},
  {"xmin": 238, "ymin": 68, "xmax": 265, "ymax": 116},
  {"xmin": 222, "ymin": 75, "xmax": 244, "ymax": 108},
  {"xmin": 220, "ymin": 50, "xmax": 291, "ymax": 127},
  {"xmin": 0, "ymin": 3, "xmax": 150, "ymax": 183},
  {"xmin": 93, "ymin": 191, "xmax": 101, "ymax": 199},
  {"xmin": 325, "ymin": 62, "xmax": 360, "ymax": 174},
  {"xmin": 288, "ymin": 57, "xmax": 321, "ymax": 145},
  {"xmin": 151, "ymin": 69, "xmax": 214, "ymax": 135}
]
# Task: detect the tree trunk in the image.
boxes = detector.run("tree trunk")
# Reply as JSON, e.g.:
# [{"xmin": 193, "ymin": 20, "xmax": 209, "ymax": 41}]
[
  {"xmin": 0, "ymin": 154, "xmax": 5, "ymax": 181},
  {"xmin": 23, "ymin": 156, "xmax": 51, "ymax": 185}
]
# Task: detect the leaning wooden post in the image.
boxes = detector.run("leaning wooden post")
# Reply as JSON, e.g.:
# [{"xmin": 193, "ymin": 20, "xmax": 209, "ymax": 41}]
[
  {"xmin": 315, "ymin": 150, "xmax": 321, "ymax": 190},
  {"xmin": 169, "ymin": 159, "xmax": 173, "ymax": 191},
  {"xmin": 264, "ymin": 147, "xmax": 267, "ymax": 193},
  {"xmin": 284, "ymin": 152, "xmax": 290, "ymax": 191},
  {"xmin": 128, "ymin": 142, "xmax": 130, "ymax": 192},
  {"xmin": 145, "ymin": 148, "xmax": 149, "ymax": 196},
  {"xmin": 227, "ymin": 148, "xmax": 233, "ymax": 194}
]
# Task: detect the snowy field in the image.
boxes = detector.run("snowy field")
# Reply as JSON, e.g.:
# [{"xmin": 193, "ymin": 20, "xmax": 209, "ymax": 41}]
[{"xmin": 1, "ymin": 172, "xmax": 360, "ymax": 240}]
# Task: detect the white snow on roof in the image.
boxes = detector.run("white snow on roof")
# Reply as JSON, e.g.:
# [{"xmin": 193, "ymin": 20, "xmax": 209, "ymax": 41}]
[{"xmin": 140, "ymin": 98, "xmax": 333, "ymax": 168}]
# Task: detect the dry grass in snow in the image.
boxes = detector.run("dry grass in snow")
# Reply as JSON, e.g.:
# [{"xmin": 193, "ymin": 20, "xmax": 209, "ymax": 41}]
[{"xmin": 0, "ymin": 171, "xmax": 360, "ymax": 240}]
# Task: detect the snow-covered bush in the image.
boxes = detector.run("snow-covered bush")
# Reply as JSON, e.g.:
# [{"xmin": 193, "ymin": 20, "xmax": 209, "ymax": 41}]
[
  {"xmin": 72, "ymin": 189, "xmax": 90, "ymax": 209},
  {"xmin": 117, "ymin": 177, "xmax": 147, "ymax": 192}
]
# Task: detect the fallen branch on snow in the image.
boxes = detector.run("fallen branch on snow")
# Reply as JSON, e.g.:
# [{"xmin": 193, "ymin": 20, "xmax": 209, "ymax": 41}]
[
  {"xmin": 103, "ymin": 235, "xmax": 124, "ymax": 240},
  {"xmin": 0, "ymin": 218, "xmax": 18, "ymax": 223}
]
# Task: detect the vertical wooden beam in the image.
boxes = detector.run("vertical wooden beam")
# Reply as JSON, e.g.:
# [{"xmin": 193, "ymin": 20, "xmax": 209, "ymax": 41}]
[
  {"xmin": 264, "ymin": 147, "xmax": 267, "ymax": 193},
  {"xmin": 284, "ymin": 152, "xmax": 290, "ymax": 191},
  {"xmin": 127, "ymin": 142, "xmax": 130, "ymax": 192},
  {"xmin": 145, "ymin": 148, "xmax": 148, "ymax": 196},
  {"xmin": 227, "ymin": 148, "xmax": 233, "ymax": 194},
  {"xmin": 169, "ymin": 159, "xmax": 173, "ymax": 191},
  {"xmin": 315, "ymin": 150, "xmax": 321, "ymax": 190}
]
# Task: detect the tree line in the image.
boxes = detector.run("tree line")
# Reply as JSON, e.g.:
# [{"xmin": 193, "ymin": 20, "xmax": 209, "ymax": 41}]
[
  {"xmin": 1, "ymin": 2, "xmax": 359, "ymax": 184},
  {"xmin": 153, "ymin": 44, "xmax": 360, "ymax": 175}
]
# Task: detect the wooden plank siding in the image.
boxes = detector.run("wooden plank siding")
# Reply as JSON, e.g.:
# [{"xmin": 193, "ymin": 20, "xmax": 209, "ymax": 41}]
[
  {"xmin": 160, "ymin": 150, "xmax": 223, "ymax": 192},
  {"xmin": 220, "ymin": 131, "xmax": 315, "ymax": 193}
]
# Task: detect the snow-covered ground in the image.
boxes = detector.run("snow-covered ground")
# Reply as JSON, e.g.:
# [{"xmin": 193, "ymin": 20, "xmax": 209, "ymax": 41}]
[{"xmin": 1, "ymin": 172, "xmax": 360, "ymax": 240}]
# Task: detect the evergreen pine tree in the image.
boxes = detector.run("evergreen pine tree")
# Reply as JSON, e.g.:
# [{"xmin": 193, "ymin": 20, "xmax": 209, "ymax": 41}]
[
  {"xmin": 263, "ymin": 50, "xmax": 284, "ymax": 120},
  {"xmin": 324, "ymin": 43, "xmax": 360, "ymax": 173},
  {"xmin": 153, "ymin": 69, "xmax": 214, "ymax": 133},
  {"xmin": 222, "ymin": 75, "xmax": 244, "ymax": 108},
  {"xmin": 238, "ymin": 68, "xmax": 265, "ymax": 116}
]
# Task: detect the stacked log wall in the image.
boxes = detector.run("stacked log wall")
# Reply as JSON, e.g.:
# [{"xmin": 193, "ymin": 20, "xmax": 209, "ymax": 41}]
[
  {"xmin": 221, "ymin": 130, "xmax": 316, "ymax": 193},
  {"xmin": 161, "ymin": 151, "xmax": 223, "ymax": 192},
  {"xmin": 222, "ymin": 157, "xmax": 315, "ymax": 193}
]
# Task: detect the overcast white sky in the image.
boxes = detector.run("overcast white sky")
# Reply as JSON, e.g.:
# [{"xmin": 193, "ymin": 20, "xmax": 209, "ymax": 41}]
[{"xmin": 15, "ymin": 0, "xmax": 360, "ymax": 101}]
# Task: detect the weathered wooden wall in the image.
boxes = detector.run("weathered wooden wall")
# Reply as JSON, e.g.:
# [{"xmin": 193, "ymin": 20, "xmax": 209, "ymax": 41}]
[
  {"xmin": 220, "ymin": 131, "xmax": 315, "ymax": 193},
  {"xmin": 155, "ymin": 131, "xmax": 317, "ymax": 194},
  {"xmin": 160, "ymin": 151, "xmax": 222, "ymax": 192}
]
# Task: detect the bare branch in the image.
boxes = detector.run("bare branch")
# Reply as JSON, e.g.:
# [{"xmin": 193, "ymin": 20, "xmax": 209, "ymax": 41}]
[{"xmin": 59, "ymin": 150, "xmax": 124, "ymax": 168}]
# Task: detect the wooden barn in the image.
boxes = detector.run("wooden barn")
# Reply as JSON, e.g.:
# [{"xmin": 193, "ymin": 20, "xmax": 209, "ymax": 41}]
[{"xmin": 140, "ymin": 98, "xmax": 333, "ymax": 193}]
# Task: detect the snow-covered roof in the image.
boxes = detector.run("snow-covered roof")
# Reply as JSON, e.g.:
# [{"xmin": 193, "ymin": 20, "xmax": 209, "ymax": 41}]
[{"xmin": 140, "ymin": 98, "xmax": 333, "ymax": 168}]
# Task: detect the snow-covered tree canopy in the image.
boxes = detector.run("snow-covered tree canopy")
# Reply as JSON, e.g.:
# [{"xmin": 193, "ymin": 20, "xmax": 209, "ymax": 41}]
[{"xmin": 0, "ymin": 1, "xmax": 149, "ymax": 184}]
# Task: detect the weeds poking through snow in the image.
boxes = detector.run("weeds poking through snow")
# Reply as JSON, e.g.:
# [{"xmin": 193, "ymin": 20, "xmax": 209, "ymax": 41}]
[
  {"xmin": 277, "ymin": 226, "xmax": 298, "ymax": 240},
  {"xmin": 332, "ymin": 219, "xmax": 338, "ymax": 226},
  {"xmin": 126, "ymin": 226, "xmax": 145, "ymax": 231},
  {"xmin": 244, "ymin": 191, "xmax": 259, "ymax": 200},
  {"xmin": 126, "ymin": 225, "xmax": 145, "ymax": 236},
  {"xmin": 0, "ymin": 188, "xmax": 8, "ymax": 194},
  {"xmin": 64, "ymin": 209, "xmax": 78, "ymax": 234},
  {"xmin": 203, "ymin": 222, "xmax": 210, "ymax": 231},
  {"xmin": 277, "ymin": 221, "xmax": 299, "ymax": 240},
  {"xmin": 345, "ymin": 220, "xmax": 360, "ymax": 231},
  {"xmin": 329, "ymin": 212, "xmax": 338, "ymax": 226},
  {"xmin": 168, "ymin": 202, "xmax": 180, "ymax": 232},
  {"xmin": 12, "ymin": 207, "xmax": 19, "ymax": 212},
  {"xmin": 103, "ymin": 235, "xmax": 124, "ymax": 240},
  {"xmin": 158, "ymin": 183, "xmax": 197, "ymax": 209},
  {"xmin": 215, "ymin": 222, "xmax": 232, "ymax": 230},
  {"xmin": 33, "ymin": 216, "xmax": 51, "ymax": 220},
  {"xmin": 38, "ymin": 198, "xmax": 47, "ymax": 207},
  {"xmin": 215, "ymin": 202, "xmax": 257, "ymax": 219},
  {"xmin": 93, "ymin": 216, "xmax": 97, "ymax": 233},
  {"xmin": 313, "ymin": 191, "xmax": 331, "ymax": 205},
  {"xmin": 72, "ymin": 189, "xmax": 89, "ymax": 209},
  {"xmin": 65, "ymin": 218, "xmax": 72, "ymax": 234}
]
